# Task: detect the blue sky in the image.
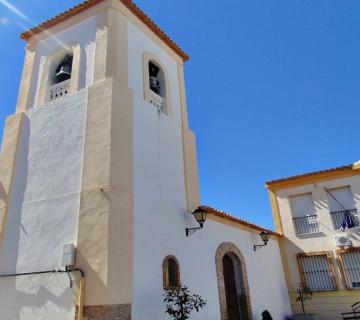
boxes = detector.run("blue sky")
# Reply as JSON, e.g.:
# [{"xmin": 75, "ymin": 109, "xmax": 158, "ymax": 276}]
[{"xmin": 0, "ymin": 0, "xmax": 360, "ymax": 229}]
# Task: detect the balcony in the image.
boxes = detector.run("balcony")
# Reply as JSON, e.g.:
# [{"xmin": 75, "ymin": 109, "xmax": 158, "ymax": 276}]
[
  {"xmin": 293, "ymin": 215, "xmax": 319, "ymax": 235},
  {"xmin": 48, "ymin": 79, "xmax": 70, "ymax": 101},
  {"xmin": 330, "ymin": 209, "xmax": 359, "ymax": 230}
]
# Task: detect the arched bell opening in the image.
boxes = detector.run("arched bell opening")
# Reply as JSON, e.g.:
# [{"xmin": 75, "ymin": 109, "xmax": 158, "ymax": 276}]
[
  {"xmin": 143, "ymin": 52, "xmax": 172, "ymax": 115},
  {"xmin": 148, "ymin": 60, "xmax": 167, "ymax": 112},
  {"xmin": 47, "ymin": 51, "xmax": 74, "ymax": 101},
  {"xmin": 53, "ymin": 54, "xmax": 73, "ymax": 84},
  {"xmin": 149, "ymin": 61, "xmax": 165, "ymax": 97}
]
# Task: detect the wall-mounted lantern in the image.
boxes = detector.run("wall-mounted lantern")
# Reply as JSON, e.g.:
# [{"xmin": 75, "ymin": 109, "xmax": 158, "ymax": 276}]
[
  {"xmin": 185, "ymin": 206, "xmax": 208, "ymax": 237},
  {"xmin": 253, "ymin": 231, "xmax": 270, "ymax": 251}
]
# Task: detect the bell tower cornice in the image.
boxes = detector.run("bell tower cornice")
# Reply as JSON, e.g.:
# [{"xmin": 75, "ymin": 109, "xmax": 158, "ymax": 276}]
[{"xmin": 20, "ymin": 0, "xmax": 189, "ymax": 62}]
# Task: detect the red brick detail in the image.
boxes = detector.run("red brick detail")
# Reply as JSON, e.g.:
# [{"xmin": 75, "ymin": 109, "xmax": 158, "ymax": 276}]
[
  {"xmin": 215, "ymin": 242, "xmax": 252, "ymax": 320},
  {"xmin": 75, "ymin": 304, "xmax": 131, "ymax": 320}
]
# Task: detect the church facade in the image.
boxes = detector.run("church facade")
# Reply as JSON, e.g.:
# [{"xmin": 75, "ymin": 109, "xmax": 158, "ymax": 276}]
[{"xmin": 0, "ymin": 1, "xmax": 291, "ymax": 319}]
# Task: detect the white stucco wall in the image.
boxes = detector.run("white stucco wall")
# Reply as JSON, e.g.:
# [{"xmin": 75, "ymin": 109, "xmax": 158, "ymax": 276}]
[
  {"xmin": 0, "ymin": 90, "xmax": 87, "ymax": 319},
  {"xmin": 128, "ymin": 20, "xmax": 291, "ymax": 320}
]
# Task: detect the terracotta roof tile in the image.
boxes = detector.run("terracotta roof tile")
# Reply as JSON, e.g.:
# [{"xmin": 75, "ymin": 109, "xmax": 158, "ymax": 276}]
[
  {"xmin": 202, "ymin": 206, "xmax": 279, "ymax": 236},
  {"xmin": 20, "ymin": 0, "xmax": 189, "ymax": 61},
  {"xmin": 265, "ymin": 164, "xmax": 354, "ymax": 186}
]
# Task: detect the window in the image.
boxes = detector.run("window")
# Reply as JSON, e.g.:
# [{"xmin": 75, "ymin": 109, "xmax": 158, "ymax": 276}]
[
  {"xmin": 290, "ymin": 193, "xmax": 319, "ymax": 234},
  {"xmin": 338, "ymin": 249, "xmax": 360, "ymax": 289},
  {"xmin": 48, "ymin": 53, "xmax": 73, "ymax": 101},
  {"xmin": 148, "ymin": 60, "xmax": 166, "ymax": 111},
  {"xmin": 163, "ymin": 255, "xmax": 180, "ymax": 289},
  {"xmin": 326, "ymin": 186, "xmax": 358, "ymax": 230},
  {"xmin": 143, "ymin": 52, "xmax": 171, "ymax": 114},
  {"xmin": 297, "ymin": 253, "xmax": 336, "ymax": 291}
]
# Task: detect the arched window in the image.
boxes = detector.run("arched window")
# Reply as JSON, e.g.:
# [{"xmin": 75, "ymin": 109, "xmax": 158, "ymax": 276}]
[
  {"xmin": 148, "ymin": 60, "xmax": 166, "ymax": 111},
  {"xmin": 149, "ymin": 61, "xmax": 164, "ymax": 94},
  {"xmin": 163, "ymin": 255, "xmax": 180, "ymax": 289},
  {"xmin": 48, "ymin": 52, "xmax": 73, "ymax": 101},
  {"xmin": 143, "ymin": 52, "xmax": 171, "ymax": 115}
]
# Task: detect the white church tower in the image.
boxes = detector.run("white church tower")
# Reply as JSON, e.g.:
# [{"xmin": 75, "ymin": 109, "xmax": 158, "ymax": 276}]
[
  {"xmin": 0, "ymin": 0, "xmax": 199, "ymax": 319},
  {"xmin": 0, "ymin": 1, "xmax": 292, "ymax": 320}
]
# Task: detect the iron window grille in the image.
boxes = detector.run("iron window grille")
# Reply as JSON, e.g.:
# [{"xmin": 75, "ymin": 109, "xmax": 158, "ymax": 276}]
[
  {"xmin": 338, "ymin": 249, "xmax": 360, "ymax": 289},
  {"xmin": 297, "ymin": 253, "xmax": 336, "ymax": 291}
]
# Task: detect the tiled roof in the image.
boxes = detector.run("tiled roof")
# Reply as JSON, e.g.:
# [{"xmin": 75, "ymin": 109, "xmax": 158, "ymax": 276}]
[
  {"xmin": 266, "ymin": 164, "xmax": 354, "ymax": 186},
  {"xmin": 20, "ymin": 0, "xmax": 189, "ymax": 61},
  {"xmin": 203, "ymin": 206, "xmax": 279, "ymax": 236}
]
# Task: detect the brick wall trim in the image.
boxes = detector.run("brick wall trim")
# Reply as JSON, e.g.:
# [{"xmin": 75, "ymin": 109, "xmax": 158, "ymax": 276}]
[
  {"xmin": 215, "ymin": 242, "xmax": 253, "ymax": 320},
  {"xmin": 75, "ymin": 304, "xmax": 131, "ymax": 320}
]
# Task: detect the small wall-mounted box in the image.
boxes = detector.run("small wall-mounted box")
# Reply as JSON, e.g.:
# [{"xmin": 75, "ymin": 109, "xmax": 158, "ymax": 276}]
[{"xmin": 62, "ymin": 244, "xmax": 76, "ymax": 267}]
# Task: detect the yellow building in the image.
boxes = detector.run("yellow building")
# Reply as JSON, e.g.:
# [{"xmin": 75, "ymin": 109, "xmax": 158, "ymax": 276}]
[{"xmin": 267, "ymin": 161, "xmax": 360, "ymax": 320}]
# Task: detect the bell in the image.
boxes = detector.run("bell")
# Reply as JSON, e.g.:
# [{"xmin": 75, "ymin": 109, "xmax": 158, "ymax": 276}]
[
  {"xmin": 55, "ymin": 65, "xmax": 71, "ymax": 83},
  {"xmin": 55, "ymin": 55, "xmax": 73, "ymax": 83},
  {"xmin": 149, "ymin": 76, "xmax": 161, "ymax": 95}
]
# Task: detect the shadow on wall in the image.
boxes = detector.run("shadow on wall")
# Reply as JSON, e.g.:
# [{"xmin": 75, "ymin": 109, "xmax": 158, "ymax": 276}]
[
  {"xmin": 0, "ymin": 182, "xmax": 6, "ymax": 204},
  {"xmin": 0, "ymin": 181, "xmax": 7, "ymax": 200},
  {"xmin": 282, "ymin": 237, "xmax": 316, "ymax": 317},
  {"xmin": 75, "ymin": 249, "xmax": 108, "ymax": 304},
  {"xmin": 0, "ymin": 115, "xmax": 75, "ymax": 319},
  {"xmin": 0, "ymin": 274, "xmax": 75, "ymax": 320},
  {"xmin": 0, "ymin": 115, "xmax": 30, "ymax": 274}
]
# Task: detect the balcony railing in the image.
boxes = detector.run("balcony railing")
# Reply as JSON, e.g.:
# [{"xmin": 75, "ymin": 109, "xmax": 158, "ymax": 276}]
[
  {"xmin": 49, "ymin": 79, "xmax": 70, "ymax": 101},
  {"xmin": 293, "ymin": 215, "xmax": 319, "ymax": 235},
  {"xmin": 330, "ymin": 209, "xmax": 359, "ymax": 230}
]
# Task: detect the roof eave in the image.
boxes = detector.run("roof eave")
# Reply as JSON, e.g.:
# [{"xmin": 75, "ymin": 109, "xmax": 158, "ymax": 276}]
[
  {"xmin": 20, "ymin": 0, "xmax": 189, "ymax": 62},
  {"xmin": 266, "ymin": 164, "xmax": 359, "ymax": 190},
  {"xmin": 202, "ymin": 206, "xmax": 279, "ymax": 237}
]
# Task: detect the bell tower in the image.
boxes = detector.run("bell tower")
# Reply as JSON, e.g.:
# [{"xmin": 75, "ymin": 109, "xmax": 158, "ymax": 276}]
[{"xmin": 0, "ymin": 1, "xmax": 199, "ymax": 319}]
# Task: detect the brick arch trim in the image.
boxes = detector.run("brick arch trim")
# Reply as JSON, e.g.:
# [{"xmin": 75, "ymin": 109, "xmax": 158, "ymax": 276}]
[{"xmin": 215, "ymin": 242, "xmax": 253, "ymax": 320}]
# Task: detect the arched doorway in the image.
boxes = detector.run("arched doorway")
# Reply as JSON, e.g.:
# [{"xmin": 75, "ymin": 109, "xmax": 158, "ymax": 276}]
[{"xmin": 216, "ymin": 243, "xmax": 252, "ymax": 320}]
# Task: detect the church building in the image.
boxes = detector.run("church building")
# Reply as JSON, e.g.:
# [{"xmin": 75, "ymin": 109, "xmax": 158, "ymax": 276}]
[{"xmin": 0, "ymin": 1, "xmax": 291, "ymax": 319}]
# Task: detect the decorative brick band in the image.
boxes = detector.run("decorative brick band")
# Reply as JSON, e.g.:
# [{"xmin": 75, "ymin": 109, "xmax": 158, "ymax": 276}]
[
  {"xmin": 75, "ymin": 304, "xmax": 131, "ymax": 320},
  {"xmin": 215, "ymin": 242, "xmax": 253, "ymax": 320}
]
